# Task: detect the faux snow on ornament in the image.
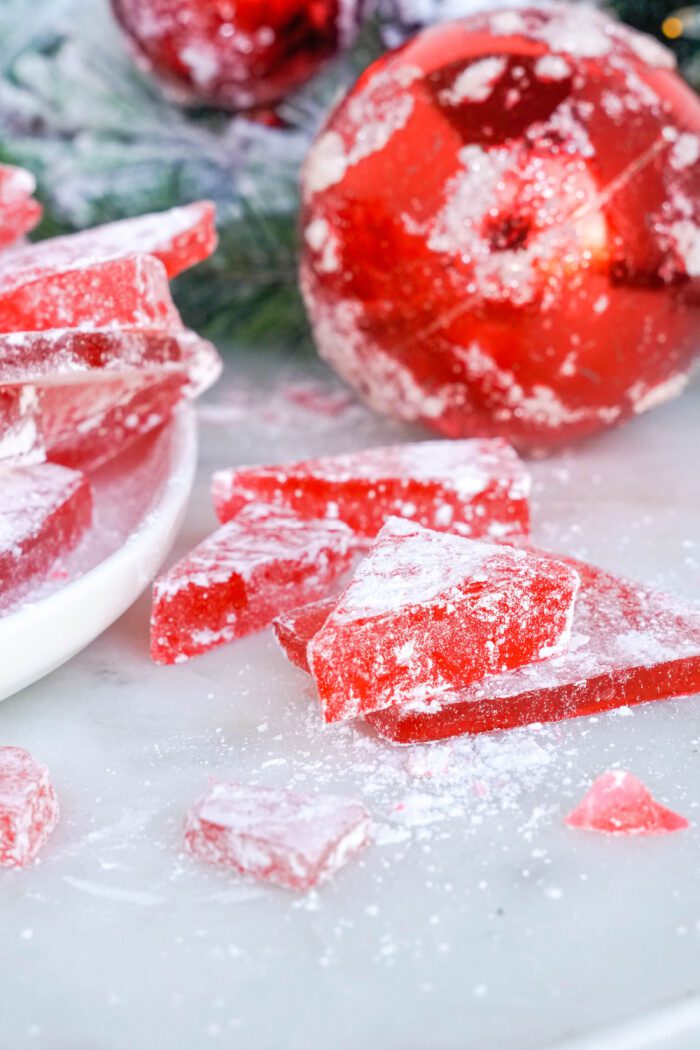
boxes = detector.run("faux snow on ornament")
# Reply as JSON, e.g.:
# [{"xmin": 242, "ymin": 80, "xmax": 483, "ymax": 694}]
[
  {"xmin": 112, "ymin": 0, "xmax": 368, "ymax": 111},
  {"xmin": 300, "ymin": 4, "xmax": 700, "ymax": 450}
]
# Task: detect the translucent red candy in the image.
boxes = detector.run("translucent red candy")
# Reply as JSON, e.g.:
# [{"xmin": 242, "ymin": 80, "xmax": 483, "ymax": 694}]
[
  {"xmin": 0, "ymin": 254, "xmax": 181, "ymax": 334},
  {"xmin": 0, "ymin": 164, "xmax": 42, "ymax": 248},
  {"xmin": 0, "ymin": 373, "xmax": 188, "ymax": 473},
  {"xmin": 0, "ymin": 328, "xmax": 221, "ymax": 397},
  {"xmin": 300, "ymin": 5, "xmax": 700, "ymax": 449},
  {"xmin": 308, "ymin": 518, "xmax": 580, "ymax": 723},
  {"xmin": 565, "ymin": 771, "xmax": 688, "ymax": 835},
  {"xmin": 0, "ymin": 200, "xmax": 215, "ymax": 281},
  {"xmin": 0, "ymin": 329, "xmax": 221, "ymax": 470},
  {"xmin": 273, "ymin": 596, "xmax": 337, "ymax": 673},
  {"xmin": 0, "ymin": 462, "xmax": 92, "ymax": 609},
  {"xmin": 368, "ymin": 556, "xmax": 700, "ymax": 742},
  {"xmin": 112, "ymin": 0, "xmax": 367, "ymax": 111},
  {"xmin": 0, "ymin": 747, "xmax": 60, "ymax": 868},
  {"xmin": 213, "ymin": 438, "xmax": 530, "ymax": 543},
  {"xmin": 151, "ymin": 505, "xmax": 355, "ymax": 664},
  {"xmin": 184, "ymin": 781, "xmax": 370, "ymax": 890}
]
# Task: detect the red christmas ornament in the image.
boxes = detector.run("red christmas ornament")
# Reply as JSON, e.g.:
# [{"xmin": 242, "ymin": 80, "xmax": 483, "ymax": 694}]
[
  {"xmin": 112, "ymin": 0, "xmax": 367, "ymax": 111},
  {"xmin": 300, "ymin": 5, "xmax": 700, "ymax": 450}
]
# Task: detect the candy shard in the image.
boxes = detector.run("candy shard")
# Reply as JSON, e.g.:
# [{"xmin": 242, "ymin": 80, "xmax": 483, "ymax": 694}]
[
  {"xmin": 0, "ymin": 254, "xmax": 182, "ymax": 334},
  {"xmin": 185, "ymin": 781, "xmax": 370, "ymax": 890},
  {"xmin": 0, "ymin": 201, "xmax": 216, "ymax": 281},
  {"xmin": 0, "ymin": 164, "xmax": 42, "ymax": 248},
  {"xmin": 0, "ymin": 462, "xmax": 92, "ymax": 609},
  {"xmin": 0, "ymin": 747, "xmax": 60, "ymax": 867},
  {"xmin": 564, "ymin": 771, "xmax": 688, "ymax": 835},
  {"xmin": 368, "ymin": 557, "xmax": 700, "ymax": 742},
  {"xmin": 213, "ymin": 438, "xmax": 530, "ymax": 543},
  {"xmin": 150, "ymin": 505, "xmax": 355, "ymax": 665},
  {"xmin": 308, "ymin": 518, "xmax": 580, "ymax": 723},
  {"xmin": 273, "ymin": 597, "xmax": 337, "ymax": 673},
  {"xmin": 0, "ymin": 372, "xmax": 188, "ymax": 472},
  {"xmin": 0, "ymin": 328, "xmax": 221, "ymax": 470},
  {"xmin": 0, "ymin": 328, "xmax": 221, "ymax": 398}
]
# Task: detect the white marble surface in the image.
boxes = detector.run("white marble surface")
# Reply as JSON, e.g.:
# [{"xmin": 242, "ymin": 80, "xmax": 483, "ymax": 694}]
[{"xmin": 0, "ymin": 353, "xmax": 699, "ymax": 1050}]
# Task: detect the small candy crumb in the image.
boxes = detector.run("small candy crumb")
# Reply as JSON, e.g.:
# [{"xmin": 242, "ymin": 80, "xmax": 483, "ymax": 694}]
[
  {"xmin": 184, "ymin": 782, "xmax": 370, "ymax": 891},
  {"xmin": 0, "ymin": 747, "xmax": 59, "ymax": 868},
  {"xmin": 564, "ymin": 771, "xmax": 689, "ymax": 835}
]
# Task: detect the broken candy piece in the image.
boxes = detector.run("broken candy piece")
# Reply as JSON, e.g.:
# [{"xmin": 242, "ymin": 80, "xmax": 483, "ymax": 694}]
[
  {"xmin": 0, "ymin": 328, "xmax": 221, "ymax": 470},
  {"xmin": 212, "ymin": 438, "xmax": 530, "ymax": 543},
  {"xmin": 0, "ymin": 254, "xmax": 182, "ymax": 334},
  {"xmin": 273, "ymin": 596, "xmax": 337, "ymax": 673},
  {"xmin": 0, "ymin": 164, "xmax": 42, "ymax": 248},
  {"xmin": 184, "ymin": 782, "xmax": 370, "ymax": 891},
  {"xmin": 0, "ymin": 200, "xmax": 216, "ymax": 281},
  {"xmin": 0, "ymin": 747, "xmax": 60, "ymax": 867},
  {"xmin": 0, "ymin": 371, "xmax": 188, "ymax": 471},
  {"xmin": 150, "ymin": 505, "xmax": 355, "ymax": 664},
  {"xmin": 368, "ymin": 556, "xmax": 700, "ymax": 742},
  {"xmin": 0, "ymin": 462, "xmax": 92, "ymax": 609},
  {"xmin": 308, "ymin": 518, "xmax": 580, "ymax": 723},
  {"xmin": 565, "ymin": 772, "xmax": 688, "ymax": 835},
  {"xmin": 0, "ymin": 328, "xmax": 221, "ymax": 398}
]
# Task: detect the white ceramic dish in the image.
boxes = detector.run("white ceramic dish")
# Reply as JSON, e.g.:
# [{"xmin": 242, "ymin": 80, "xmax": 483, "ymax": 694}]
[{"xmin": 0, "ymin": 405, "xmax": 197, "ymax": 702}]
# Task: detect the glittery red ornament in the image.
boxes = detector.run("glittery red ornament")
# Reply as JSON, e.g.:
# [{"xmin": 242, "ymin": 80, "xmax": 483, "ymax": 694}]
[
  {"xmin": 300, "ymin": 5, "xmax": 700, "ymax": 450},
  {"xmin": 112, "ymin": 0, "xmax": 367, "ymax": 111}
]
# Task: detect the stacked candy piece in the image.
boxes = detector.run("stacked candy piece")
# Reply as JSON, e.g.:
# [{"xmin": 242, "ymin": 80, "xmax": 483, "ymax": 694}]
[
  {"xmin": 0, "ymin": 165, "xmax": 221, "ymax": 611},
  {"xmin": 152, "ymin": 438, "xmax": 700, "ymax": 741}
]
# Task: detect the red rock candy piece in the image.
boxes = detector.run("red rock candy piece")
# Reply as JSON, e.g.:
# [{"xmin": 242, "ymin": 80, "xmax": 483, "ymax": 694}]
[
  {"xmin": 0, "ymin": 254, "xmax": 182, "ymax": 334},
  {"xmin": 151, "ymin": 505, "xmax": 355, "ymax": 664},
  {"xmin": 564, "ymin": 771, "xmax": 688, "ymax": 835},
  {"xmin": 0, "ymin": 164, "xmax": 42, "ymax": 248},
  {"xmin": 184, "ymin": 781, "xmax": 370, "ymax": 890},
  {"xmin": 0, "ymin": 372, "xmax": 190, "ymax": 472},
  {"xmin": 273, "ymin": 596, "xmax": 337, "ymax": 672},
  {"xmin": 0, "ymin": 200, "xmax": 215, "ymax": 281},
  {"xmin": 0, "ymin": 747, "xmax": 59, "ymax": 867},
  {"xmin": 0, "ymin": 328, "xmax": 221, "ymax": 397},
  {"xmin": 0, "ymin": 462, "xmax": 92, "ymax": 609},
  {"xmin": 308, "ymin": 518, "xmax": 580, "ymax": 723},
  {"xmin": 0, "ymin": 328, "xmax": 221, "ymax": 468},
  {"xmin": 213, "ymin": 438, "xmax": 530, "ymax": 543},
  {"xmin": 368, "ymin": 556, "xmax": 700, "ymax": 742}
]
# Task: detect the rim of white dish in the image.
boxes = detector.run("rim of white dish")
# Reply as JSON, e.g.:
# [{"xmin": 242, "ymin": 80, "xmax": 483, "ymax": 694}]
[{"xmin": 0, "ymin": 404, "xmax": 198, "ymax": 701}]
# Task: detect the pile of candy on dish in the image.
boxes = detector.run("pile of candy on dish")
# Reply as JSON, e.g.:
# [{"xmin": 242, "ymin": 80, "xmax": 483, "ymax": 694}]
[{"xmin": 0, "ymin": 164, "xmax": 221, "ymax": 613}]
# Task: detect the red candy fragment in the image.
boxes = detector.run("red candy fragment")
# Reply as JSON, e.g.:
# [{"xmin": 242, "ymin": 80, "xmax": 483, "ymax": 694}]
[
  {"xmin": 0, "ymin": 329, "xmax": 221, "ymax": 470},
  {"xmin": 565, "ymin": 771, "xmax": 688, "ymax": 835},
  {"xmin": 0, "ymin": 462, "xmax": 92, "ymax": 609},
  {"xmin": 213, "ymin": 438, "xmax": 530, "ymax": 543},
  {"xmin": 184, "ymin": 781, "xmax": 370, "ymax": 890},
  {"xmin": 0, "ymin": 254, "xmax": 182, "ymax": 334},
  {"xmin": 0, "ymin": 327, "xmax": 220, "ymax": 396},
  {"xmin": 0, "ymin": 164, "xmax": 42, "ymax": 248},
  {"xmin": 308, "ymin": 518, "xmax": 580, "ymax": 723},
  {"xmin": 273, "ymin": 596, "xmax": 336, "ymax": 673},
  {"xmin": 151, "ymin": 505, "xmax": 355, "ymax": 664},
  {"xmin": 0, "ymin": 201, "xmax": 215, "ymax": 281},
  {"xmin": 368, "ymin": 556, "xmax": 700, "ymax": 742},
  {"xmin": 0, "ymin": 747, "xmax": 60, "ymax": 867}
]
